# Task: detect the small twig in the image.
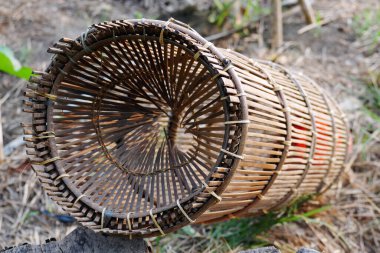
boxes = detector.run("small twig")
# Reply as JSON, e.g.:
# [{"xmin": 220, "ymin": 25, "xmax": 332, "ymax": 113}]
[
  {"xmin": 272, "ymin": 0, "xmax": 283, "ymax": 49},
  {"xmin": 298, "ymin": 0, "xmax": 316, "ymax": 24},
  {"xmin": 204, "ymin": 21, "xmax": 258, "ymax": 42},
  {"xmin": 297, "ymin": 17, "xmax": 335, "ymax": 34}
]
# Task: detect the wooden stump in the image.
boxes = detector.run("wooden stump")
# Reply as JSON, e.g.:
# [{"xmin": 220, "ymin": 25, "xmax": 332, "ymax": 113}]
[{"xmin": 2, "ymin": 227, "xmax": 148, "ymax": 253}]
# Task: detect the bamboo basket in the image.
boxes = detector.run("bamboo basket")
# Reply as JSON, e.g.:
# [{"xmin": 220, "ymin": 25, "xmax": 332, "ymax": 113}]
[{"xmin": 23, "ymin": 19, "xmax": 349, "ymax": 238}]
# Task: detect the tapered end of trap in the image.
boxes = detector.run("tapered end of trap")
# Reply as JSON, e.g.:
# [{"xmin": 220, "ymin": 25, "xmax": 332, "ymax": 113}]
[{"xmin": 23, "ymin": 19, "xmax": 248, "ymax": 237}]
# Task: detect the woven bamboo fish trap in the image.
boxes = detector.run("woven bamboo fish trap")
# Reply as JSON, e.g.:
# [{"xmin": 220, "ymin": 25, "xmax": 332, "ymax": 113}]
[{"xmin": 23, "ymin": 19, "xmax": 349, "ymax": 238}]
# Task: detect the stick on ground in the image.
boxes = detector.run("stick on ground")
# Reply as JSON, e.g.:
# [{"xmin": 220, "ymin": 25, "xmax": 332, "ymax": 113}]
[
  {"xmin": 272, "ymin": 0, "xmax": 283, "ymax": 49},
  {"xmin": 298, "ymin": 0, "xmax": 316, "ymax": 24}
]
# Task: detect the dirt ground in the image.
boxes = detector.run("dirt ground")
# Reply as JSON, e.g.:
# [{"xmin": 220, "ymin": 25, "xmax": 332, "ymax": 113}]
[{"xmin": 0, "ymin": 0, "xmax": 379, "ymax": 252}]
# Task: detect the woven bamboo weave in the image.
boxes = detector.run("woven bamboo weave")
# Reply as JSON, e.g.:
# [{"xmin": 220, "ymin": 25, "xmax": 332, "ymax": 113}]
[{"xmin": 23, "ymin": 19, "xmax": 349, "ymax": 238}]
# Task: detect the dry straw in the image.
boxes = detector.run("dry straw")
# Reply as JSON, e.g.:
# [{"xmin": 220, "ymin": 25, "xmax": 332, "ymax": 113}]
[{"xmin": 23, "ymin": 19, "xmax": 349, "ymax": 238}]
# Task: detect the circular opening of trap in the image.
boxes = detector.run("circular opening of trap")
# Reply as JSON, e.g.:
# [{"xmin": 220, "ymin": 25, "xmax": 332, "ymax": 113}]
[
  {"xmin": 54, "ymin": 36, "xmax": 225, "ymax": 177},
  {"xmin": 32, "ymin": 20, "xmax": 247, "ymax": 235}
]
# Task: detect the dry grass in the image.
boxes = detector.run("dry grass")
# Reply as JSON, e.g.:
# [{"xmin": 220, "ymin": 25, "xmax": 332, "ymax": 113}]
[
  {"xmin": 0, "ymin": 0, "xmax": 379, "ymax": 252},
  {"xmin": 0, "ymin": 156, "xmax": 76, "ymax": 249}
]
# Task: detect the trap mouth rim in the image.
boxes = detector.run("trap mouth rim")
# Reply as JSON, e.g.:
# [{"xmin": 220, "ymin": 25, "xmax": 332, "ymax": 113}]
[
  {"xmin": 46, "ymin": 34, "xmax": 225, "ymax": 217},
  {"xmin": 28, "ymin": 19, "xmax": 249, "ymax": 235}
]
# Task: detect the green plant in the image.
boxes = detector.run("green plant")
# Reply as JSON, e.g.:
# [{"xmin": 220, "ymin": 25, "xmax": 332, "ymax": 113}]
[
  {"xmin": 0, "ymin": 46, "xmax": 33, "ymax": 80},
  {"xmin": 353, "ymin": 9, "xmax": 380, "ymax": 36},
  {"xmin": 209, "ymin": 195, "xmax": 330, "ymax": 249},
  {"xmin": 153, "ymin": 195, "xmax": 330, "ymax": 252},
  {"xmin": 364, "ymin": 85, "xmax": 380, "ymax": 110},
  {"xmin": 134, "ymin": 11, "xmax": 144, "ymax": 19},
  {"xmin": 208, "ymin": 0, "xmax": 270, "ymax": 30},
  {"xmin": 315, "ymin": 11, "xmax": 323, "ymax": 24},
  {"xmin": 208, "ymin": 0, "xmax": 235, "ymax": 28},
  {"xmin": 352, "ymin": 8, "xmax": 380, "ymax": 53},
  {"xmin": 21, "ymin": 210, "xmax": 39, "ymax": 224},
  {"xmin": 359, "ymin": 72, "xmax": 380, "ymax": 130},
  {"xmin": 241, "ymin": 0, "xmax": 270, "ymax": 27}
]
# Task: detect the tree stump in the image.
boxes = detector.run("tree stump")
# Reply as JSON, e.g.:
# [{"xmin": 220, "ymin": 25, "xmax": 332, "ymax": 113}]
[{"xmin": 2, "ymin": 227, "xmax": 147, "ymax": 253}]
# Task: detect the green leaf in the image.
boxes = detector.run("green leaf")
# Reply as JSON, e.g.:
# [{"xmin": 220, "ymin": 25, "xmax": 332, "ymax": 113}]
[
  {"xmin": 0, "ymin": 46, "xmax": 33, "ymax": 80},
  {"xmin": 213, "ymin": 0, "xmax": 224, "ymax": 11},
  {"xmin": 134, "ymin": 11, "xmax": 143, "ymax": 19},
  {"xmin": 279, "ymin": 205, "xmax": 331, "ymax": 223},
  {"xmin": 181, "ymin": 226, "xmax": 197, "ymax": 236},
  {"xmin": 362, "ymin": 106, "xmax": 380, "ymax": 123},
  {"xmin": 21, "ymin": 210, "xmax": 40, "ymax": 223}
]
